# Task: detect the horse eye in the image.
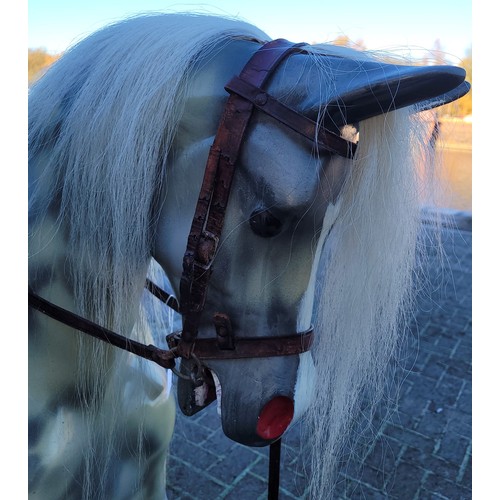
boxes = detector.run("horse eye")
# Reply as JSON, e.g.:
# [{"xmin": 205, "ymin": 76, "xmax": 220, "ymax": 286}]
[{"xmin": 249, "ymin": 209, "xmax": 283, "ymax": 238}]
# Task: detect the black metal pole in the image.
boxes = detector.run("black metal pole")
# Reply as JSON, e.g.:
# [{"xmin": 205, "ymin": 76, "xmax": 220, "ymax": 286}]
[{"xmin": 268, "ymin": 438, "xmax": 282, "ymax": 499}]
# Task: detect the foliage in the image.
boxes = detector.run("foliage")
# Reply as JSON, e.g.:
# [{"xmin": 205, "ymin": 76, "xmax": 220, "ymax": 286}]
[
  {"xmin": 331, "ymin": 35, "xmax": 367, "ymax": 51},
  {"xmin": 28, "ymin": 48, "xmax": 61, "ymax": 85},
  {"xmin": 434, "ymin": 45, "xmax": 472, "ymax": 118}
]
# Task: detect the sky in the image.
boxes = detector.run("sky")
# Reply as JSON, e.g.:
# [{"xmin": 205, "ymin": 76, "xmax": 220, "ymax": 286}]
[{"xmin": 28, "ymin": 0, "xmax": 472, "ymax": 62}]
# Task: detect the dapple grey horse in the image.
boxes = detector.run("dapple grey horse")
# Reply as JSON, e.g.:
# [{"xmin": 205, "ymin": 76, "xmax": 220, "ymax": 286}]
[{"xmin": 28, "ymin": 13, "xmax": 469, "ymax": 499}]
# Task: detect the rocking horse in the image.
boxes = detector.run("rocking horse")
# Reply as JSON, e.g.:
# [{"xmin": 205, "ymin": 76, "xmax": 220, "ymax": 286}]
[{"xmin": 28, "ymin": 13, "xmax": 469, "ymax": 499}]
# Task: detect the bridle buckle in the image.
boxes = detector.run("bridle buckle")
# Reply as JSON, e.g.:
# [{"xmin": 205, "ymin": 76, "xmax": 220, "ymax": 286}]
[{"xmin": 193, "ymin": 230, "xmax": 220, "ymax": 271}]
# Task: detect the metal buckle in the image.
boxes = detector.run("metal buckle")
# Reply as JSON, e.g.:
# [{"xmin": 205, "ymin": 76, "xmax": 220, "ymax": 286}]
[{"xmin": 193, "ymin": 230, "xmax": 219, "ymax": 271}]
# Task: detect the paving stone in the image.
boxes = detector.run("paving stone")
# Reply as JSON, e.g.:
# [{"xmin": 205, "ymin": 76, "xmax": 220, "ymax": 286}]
[
  {"xmin": 455, "ymin": 382, "xmax": 472, "ymax": 414},
  {"xmin": 166, "ymin": 457, "xmax": 226, "ymax": 499},
  {"xmin": 363, "ymin": 436, "xmax": 400, "ymax": 472},
  {"xmin": 452, "ymin": 340, "xmax": 472, "ymax": 364},
  {"xmin": 385, "ymin": 460, "xmax": 425, "ymax": 499},
  {"xmin": 434, "ymin": 373, "xmax": 464, "ymax": 407},
  {"xmin": 279, "ymin": 466, "xmax": 309, "ymax": 498},
  {"xmin": 445, "ymin": 358, "xmax": 471, "ymax": 378},
  {"xmin": 435, "ymin": 433, "xmax": 470, "ymax": 467},
  {"xmin": 202, "ymin": 429, "xmax": 243, "ymax": 456},
  {"xmin": 348, "ymin": 482, "xmax": 389, "ymax": 500},
  {"xmin": 171, "ymin": 440, "xmax": 220, "ymax": 472},
  {"xmin": 459, "ymin": 455, "xmax": 472, "ymax": 487},
  {"xmin": 403, "ymin": 446, "xmax": 459, "ymax": 482},
  {"xmin": 415, "ymin": 408, "xmax": 449, "ymax": 439},
  {"xmin": 423, "ymin": 471, "xmax": 472, "ymax": 499},
  {"xmin": 423, "ymin": 354, "xmax": 450, "ymax": 380},
  {"xmin": 445, "ymin": 411, "xmax": 471, "ymax": 439},
  {"xmin": 206, "ymin": 444, "xmax": 260, "ymax": 484},
  {"xmin": 223, "ymin": 472, "xmax": 268, "ymax": 499}
]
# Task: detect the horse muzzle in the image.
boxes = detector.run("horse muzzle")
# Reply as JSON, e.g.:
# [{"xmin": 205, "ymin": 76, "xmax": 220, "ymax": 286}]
[{"xmin": 177, "ymin": 355, "xmax": 300, "ymax": 446}]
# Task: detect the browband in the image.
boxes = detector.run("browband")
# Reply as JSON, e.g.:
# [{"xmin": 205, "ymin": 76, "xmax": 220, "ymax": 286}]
[{"xmin": 225, "ymin": 76, "xmax": 356, "ymax": 158}]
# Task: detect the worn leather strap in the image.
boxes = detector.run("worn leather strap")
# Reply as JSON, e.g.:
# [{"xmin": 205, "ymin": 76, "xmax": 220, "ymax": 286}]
[
  {"xmin": 28, "ymin": 289, "xmax": 178, "ymax": 370},
  {"xmin": 225, "ymin": 76, "xmax": 357, "ymax": 158},
  {"xmin": 29, "ymin": 288, "xmax": 314, "ymax": 363},
  {"xmin": 28, "ymin": 39, "xmax": 323, "ymax": 369},
  {"xmin": 145, "ymin": 278, "xmax": 180, "ymax": 313},
  {"xmin": 179, "ymin": 40, "xmax": 307, "ymax": 344},
  {"xmin": 180, "ymin": 39, "xmax": 356, "ymax": 349},
  {"xmin": 167, "ymin": 328, "xmax": 314, "ymax": 360}
]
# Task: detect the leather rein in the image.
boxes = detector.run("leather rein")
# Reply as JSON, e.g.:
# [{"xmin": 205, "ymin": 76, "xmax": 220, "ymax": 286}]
[{"xmin": 28, "ymin": 39, "xmax": 356, "ymax": 375}]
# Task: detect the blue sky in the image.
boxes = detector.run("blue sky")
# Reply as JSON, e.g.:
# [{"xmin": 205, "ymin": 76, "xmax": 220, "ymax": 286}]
[{"xmin": 28, "ymin": 0, "xmax": 472, "ymax": 61}]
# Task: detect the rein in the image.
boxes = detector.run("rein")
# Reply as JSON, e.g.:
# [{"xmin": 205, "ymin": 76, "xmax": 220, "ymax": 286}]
[{"xmin": 28, "ymin": 38, "xmax": 356, "ymax": 499}]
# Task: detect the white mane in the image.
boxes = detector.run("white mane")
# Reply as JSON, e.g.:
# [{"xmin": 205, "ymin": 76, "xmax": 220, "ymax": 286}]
[
  {"xmin": 29, "ymin": 13, "xmax": 268, "ymax": 328},
  {"xmin": 28, "ymin": 13, "xmax": 268, "ymax": 498}
]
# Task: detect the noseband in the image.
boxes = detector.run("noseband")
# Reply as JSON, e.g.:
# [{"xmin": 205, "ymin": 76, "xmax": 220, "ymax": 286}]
[{"xmin": 28, "ymin": 39, "xmax": 356, "ymax": 374}]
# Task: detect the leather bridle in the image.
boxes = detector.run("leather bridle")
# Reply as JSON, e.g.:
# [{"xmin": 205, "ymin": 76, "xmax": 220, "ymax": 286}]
[{"xmin": 28, "ymin": 39, "xmax": 356, "ymax": 375}]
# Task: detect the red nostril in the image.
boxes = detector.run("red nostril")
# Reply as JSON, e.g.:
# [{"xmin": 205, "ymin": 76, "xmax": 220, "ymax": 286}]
[{"xmin": 256, "ymin": 396, "xmax": 294, "ymax": 440}]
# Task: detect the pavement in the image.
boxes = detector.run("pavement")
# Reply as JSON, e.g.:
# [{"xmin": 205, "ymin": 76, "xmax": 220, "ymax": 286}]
[{"xmin": 165, "ymin": 213, "xmax": 472, "ymax": 500}]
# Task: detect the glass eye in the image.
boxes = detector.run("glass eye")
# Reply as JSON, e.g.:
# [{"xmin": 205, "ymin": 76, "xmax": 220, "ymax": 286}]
[{"xmin": 249, "ymin": 209, "xmax": 282, "ymax": 238}]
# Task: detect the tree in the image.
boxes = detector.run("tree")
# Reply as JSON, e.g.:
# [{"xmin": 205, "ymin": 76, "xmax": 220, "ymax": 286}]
[
  {"xmin": 331, "ymin": 35, "xmax": 366, "ymax": 51},
  {"xmin": 28, "ymin": 48, "xmax": 61, "ymax": 85},
  {"xmin": 436, "ymin": 46, "xmax": 472, "ymax": 118}
]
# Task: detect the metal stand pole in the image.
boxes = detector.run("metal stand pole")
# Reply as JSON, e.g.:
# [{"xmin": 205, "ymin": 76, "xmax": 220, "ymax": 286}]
[{"xmin": 268, "ymin": 438, "xmax": 282, "ymax": 499}]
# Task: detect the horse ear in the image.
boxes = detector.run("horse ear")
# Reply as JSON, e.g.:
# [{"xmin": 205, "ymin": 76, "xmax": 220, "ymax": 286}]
[
  {"xmin": 414, "ymin": 80, "xmax": 471, "ymax": 112},
  {"xmin": 321, "ymin": 57, "xmax": 469, "ymax": 126}
]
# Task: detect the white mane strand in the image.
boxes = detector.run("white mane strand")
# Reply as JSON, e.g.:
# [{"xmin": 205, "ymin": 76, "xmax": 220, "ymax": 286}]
[{"xmin": 29, "ymin": 13, "xmax": 268, "ymax": 329}]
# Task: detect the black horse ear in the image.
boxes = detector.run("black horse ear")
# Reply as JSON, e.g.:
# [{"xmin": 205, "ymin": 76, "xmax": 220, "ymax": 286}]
[
  {"xmin": 320, "ymin": 55, "xmax": 470, "ymax": 126},
  {"xmin": 415, "ymin": 80, "xmax": 471, "ymax": 112}
]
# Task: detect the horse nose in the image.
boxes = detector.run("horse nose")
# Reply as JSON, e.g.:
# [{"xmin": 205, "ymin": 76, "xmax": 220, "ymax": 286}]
[
  {"xmin": 256, "ymin": 396, "xmax": 294, "ymax": 440},
  {"xmin": 202, "ymin": 356, "xmax": 300, "ymax": 446}
]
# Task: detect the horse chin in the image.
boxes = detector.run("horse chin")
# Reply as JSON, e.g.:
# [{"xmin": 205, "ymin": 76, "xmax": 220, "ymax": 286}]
[
  {"xmin": 175, "ymin": 348, "xmax": 316, "ymax": 446},
  {"xmin": 209, "ymin": 370, "xmax": 295, "ymax": 446}
]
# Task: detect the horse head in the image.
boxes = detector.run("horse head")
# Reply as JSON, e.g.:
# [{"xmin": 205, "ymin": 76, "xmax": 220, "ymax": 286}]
[
  {"xmin": 152, "ymin": 36, "xmax": 468, "ymax": 446},
  {"xmin": 28, "ymin": 14, "xmax": 469, "ymax": 498}
]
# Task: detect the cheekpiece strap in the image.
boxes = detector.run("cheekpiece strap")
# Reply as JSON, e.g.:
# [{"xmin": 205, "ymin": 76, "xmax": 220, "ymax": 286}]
[{"xmin": 179, "ymin": 39, "xmax": 308, "ymax": 343}]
